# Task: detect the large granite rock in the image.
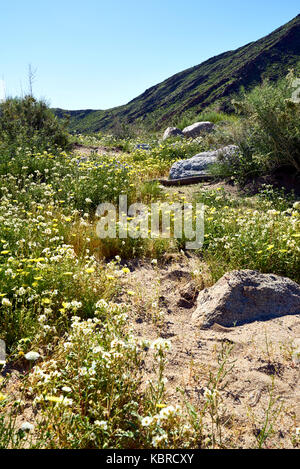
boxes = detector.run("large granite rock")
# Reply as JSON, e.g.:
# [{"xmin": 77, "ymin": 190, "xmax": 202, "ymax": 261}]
[
  {"xmin": 182, "ymin": 122, "xmax": 215, "ymax": 139},
  {"xmin": 192, "ymin": 270, "xmax": 300, "ymax": 329},
  {"xmin": 162, "ymin": 127, "xmax": 184, "ymax": 141},
  {"xmin": 169, "ymin": 145, "xmax": 238, "ymax": 180}
]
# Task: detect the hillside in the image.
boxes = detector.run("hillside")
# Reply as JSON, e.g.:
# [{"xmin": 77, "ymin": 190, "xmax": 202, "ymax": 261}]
[{"xmin": 56, "ymin": 14, "xmax": 300, "ymax": 132}]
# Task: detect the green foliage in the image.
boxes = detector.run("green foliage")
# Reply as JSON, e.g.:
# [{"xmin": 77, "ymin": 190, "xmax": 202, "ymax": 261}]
[
  {"xmin": 212, "ymin": 68, "xmax": 300, "ymax": 183},
  {"xmin": 235, "ymin": 69, "xmax": 300, "ymax": 172},
  {"xmin": 0, "ymin": 96, "xmax": 70, "ymax": 153},
  {"xmin": 194, "ymin": 187, "xmax": 300, "ymax": 282},
  {"xmin": 150, "ymin": 140, "xmax": 206, "ymax": 161},
  {"xmin": 175, "ymin": 110, "xmax": 237, "ymax": 130}
]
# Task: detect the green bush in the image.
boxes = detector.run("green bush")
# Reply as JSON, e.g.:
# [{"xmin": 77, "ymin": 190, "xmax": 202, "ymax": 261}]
[
  {"xmin": 240, "ymin": 70, "xmax": 300, "ymax": 171},
  {"xmin": 0, "ymin": 96, "xmax": 70, "ymax": 153},
  {"xmin": 175, "ymin": 110, "xmax": 237, "ymax": 130},
  {"xmin": 212, "ymin": 68, "xmax": 300, "ymax": 183}
]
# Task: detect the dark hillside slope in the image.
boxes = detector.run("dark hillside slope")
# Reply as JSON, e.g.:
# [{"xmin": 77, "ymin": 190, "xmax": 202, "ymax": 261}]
[{"xmin": 55, "ymin": 14, "xmax": 300, "ymax": 132}]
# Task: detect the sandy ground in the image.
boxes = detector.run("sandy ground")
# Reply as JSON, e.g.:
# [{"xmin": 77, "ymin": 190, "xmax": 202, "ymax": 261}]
[
  {"xmin": 5, "ymin": 251, "xmax": 298, "ymax": 448},
  {"xmin": 120, "ymin": 254, "xmax": 300, "ymax": 448},
  {"xmin": 73, "ymin": 143, "xmax": 123, "ymax": 156}
]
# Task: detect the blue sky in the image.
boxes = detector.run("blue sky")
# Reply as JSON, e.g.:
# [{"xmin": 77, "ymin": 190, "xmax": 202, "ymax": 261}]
[{"xmin": 1, "ymin": 0, "xmax": 299, "ymax": 109}]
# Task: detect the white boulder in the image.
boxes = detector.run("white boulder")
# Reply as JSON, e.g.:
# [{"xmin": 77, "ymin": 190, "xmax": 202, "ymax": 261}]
[
  {"xmin": 182, "ymin": 122, "xmax": 215, "ymax": 139},
  {"xmin": 162, "ymin": 127, "xmax": 184, "ymax": 141},
  {"xmin": 169, "ymin": 145, "xmax": 238, "ymax": 180}
]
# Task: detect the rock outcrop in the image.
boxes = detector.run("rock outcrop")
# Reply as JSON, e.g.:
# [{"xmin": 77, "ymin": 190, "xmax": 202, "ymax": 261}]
[
  {"xmin": 163, "ymin": 122, "xmax": 215, "ymax": 141},
  {"xmin": 182, "ymin": 122, "xmax": 215, "ymax": 139},
  {"xmin": 169, "ymin": 145, "xmax": 238, "ymax": 180},
  {"xmin": 192, "ymin": 270, "xmax": 300, "ymax": 329},
  {"xmin": 162, "ymin": 127, "xmax": 184, "ymax": 141}
]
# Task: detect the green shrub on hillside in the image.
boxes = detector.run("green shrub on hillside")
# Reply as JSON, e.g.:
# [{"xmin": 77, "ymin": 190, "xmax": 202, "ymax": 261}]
[
  {"xmin": 175, "ymin": 110, "xmax": 237, "ymax": 130},
  {"xmin": 212, "ymin": 68, "xmax": 300, "ymax": 183},
  {"xmin": 0, "ymin": 96, "xmax": 70, "ymax": 153},
  {"xmin": 238, "ymin": 69, "xmax": 300, "ymax": 171}
]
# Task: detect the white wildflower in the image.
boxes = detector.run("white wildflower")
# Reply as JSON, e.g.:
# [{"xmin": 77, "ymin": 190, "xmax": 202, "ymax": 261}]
[
  {"xmin": 2, "ymin": 298, "xmax": 12, "ymax": 306},
  {"xmin": 25, "ymin": 351, "xmax": 40, "ymax": 361},
  {"xmin": 20, "ymin": 422, "xmax": 34, "ymax": 432},
  {"xmin": 141, "ymin": 416, "xmax": 153, "ymax": 427},
  {"xmin": 94, "ymin": 420, "xmax": 108, "ymax": 430}
]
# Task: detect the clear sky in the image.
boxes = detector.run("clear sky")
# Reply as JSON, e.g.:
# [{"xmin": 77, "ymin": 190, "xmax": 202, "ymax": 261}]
[{"xmin": 1, "ymin": 0, "xmax": 299, "ymax": 110}]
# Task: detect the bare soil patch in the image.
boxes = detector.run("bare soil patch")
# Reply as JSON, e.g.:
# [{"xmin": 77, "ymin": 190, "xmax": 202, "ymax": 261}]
[{"xmin": 120, "ymin": 255, "xmax": 300, "ymax": 448}]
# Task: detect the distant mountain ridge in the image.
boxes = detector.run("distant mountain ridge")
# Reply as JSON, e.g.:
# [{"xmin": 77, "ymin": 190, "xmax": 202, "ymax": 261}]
[{"xmin": 55, "ymin": 14, "xmax": 300, "ymax": 133}]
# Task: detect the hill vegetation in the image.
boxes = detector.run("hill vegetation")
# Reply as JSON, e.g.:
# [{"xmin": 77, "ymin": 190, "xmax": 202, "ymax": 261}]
[
  {"xmin": 55, "ymin": 14, "xmax": 300, "ymax": 133},
  {"xmin": 0, "ymin": 95, "xmax": 70, "ymax": 153}
]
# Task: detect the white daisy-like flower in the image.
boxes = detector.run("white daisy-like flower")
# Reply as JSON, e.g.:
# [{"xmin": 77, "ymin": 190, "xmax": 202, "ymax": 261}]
[
  {"xmin": 94, "ymin": 420, "xmax": 108, "ymax": 430},
  {"xmin": 61, "ymin": 386, "xmax": 72, "ymax": 393},
  {"xmin": 25, "ymin": 351, "xmax": 40, "ymax": 361},
  {"xmin": 2, "ymin": 298, "xmax": 12, "ymax": 307},
  {"xmin": 20, "ymin": 422, "xmax": 34, "ymax": 432},
  {"xmin": 141, "ymin": 416, "xmax": 153, "ymax": 427}
]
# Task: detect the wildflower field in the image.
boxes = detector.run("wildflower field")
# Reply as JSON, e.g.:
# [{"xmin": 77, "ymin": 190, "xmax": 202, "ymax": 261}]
[{"xmin": 0, "ymin": 77, "xmax": 299, "ymax": 449}]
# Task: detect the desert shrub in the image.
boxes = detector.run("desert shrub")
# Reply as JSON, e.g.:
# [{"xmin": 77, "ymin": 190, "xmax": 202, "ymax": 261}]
[
  {"xmin": 0, "ymin": 96, "xmax": 70, "ymax": 154},
  {"xmin": 197, "ymin": 110, "xmax": 237, "ymax": 124},
  {"xmin": 242, "ymin": 70, "xmax": 299, "ymax": 177},
  {"xmin": 110, "ymin": 118, "xmax": 137, "ymax": 140},
  {"xmin": 211, "ymin": 68, "xmax": 300, "ymax": 183},
  {"xmin": 210, "ymin": 127, "xmax": 261, "ymax": 184},
  {"xmin": 137, "ymin": 180, "xmax": 163, "ymax": 203},
  {"xmin": 176, "ymin": 110, "xmax": 237, "ymax": 130},
  {"xmin": 239, "ymin": 70, "xmax": 300, "ymax": 170}
]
